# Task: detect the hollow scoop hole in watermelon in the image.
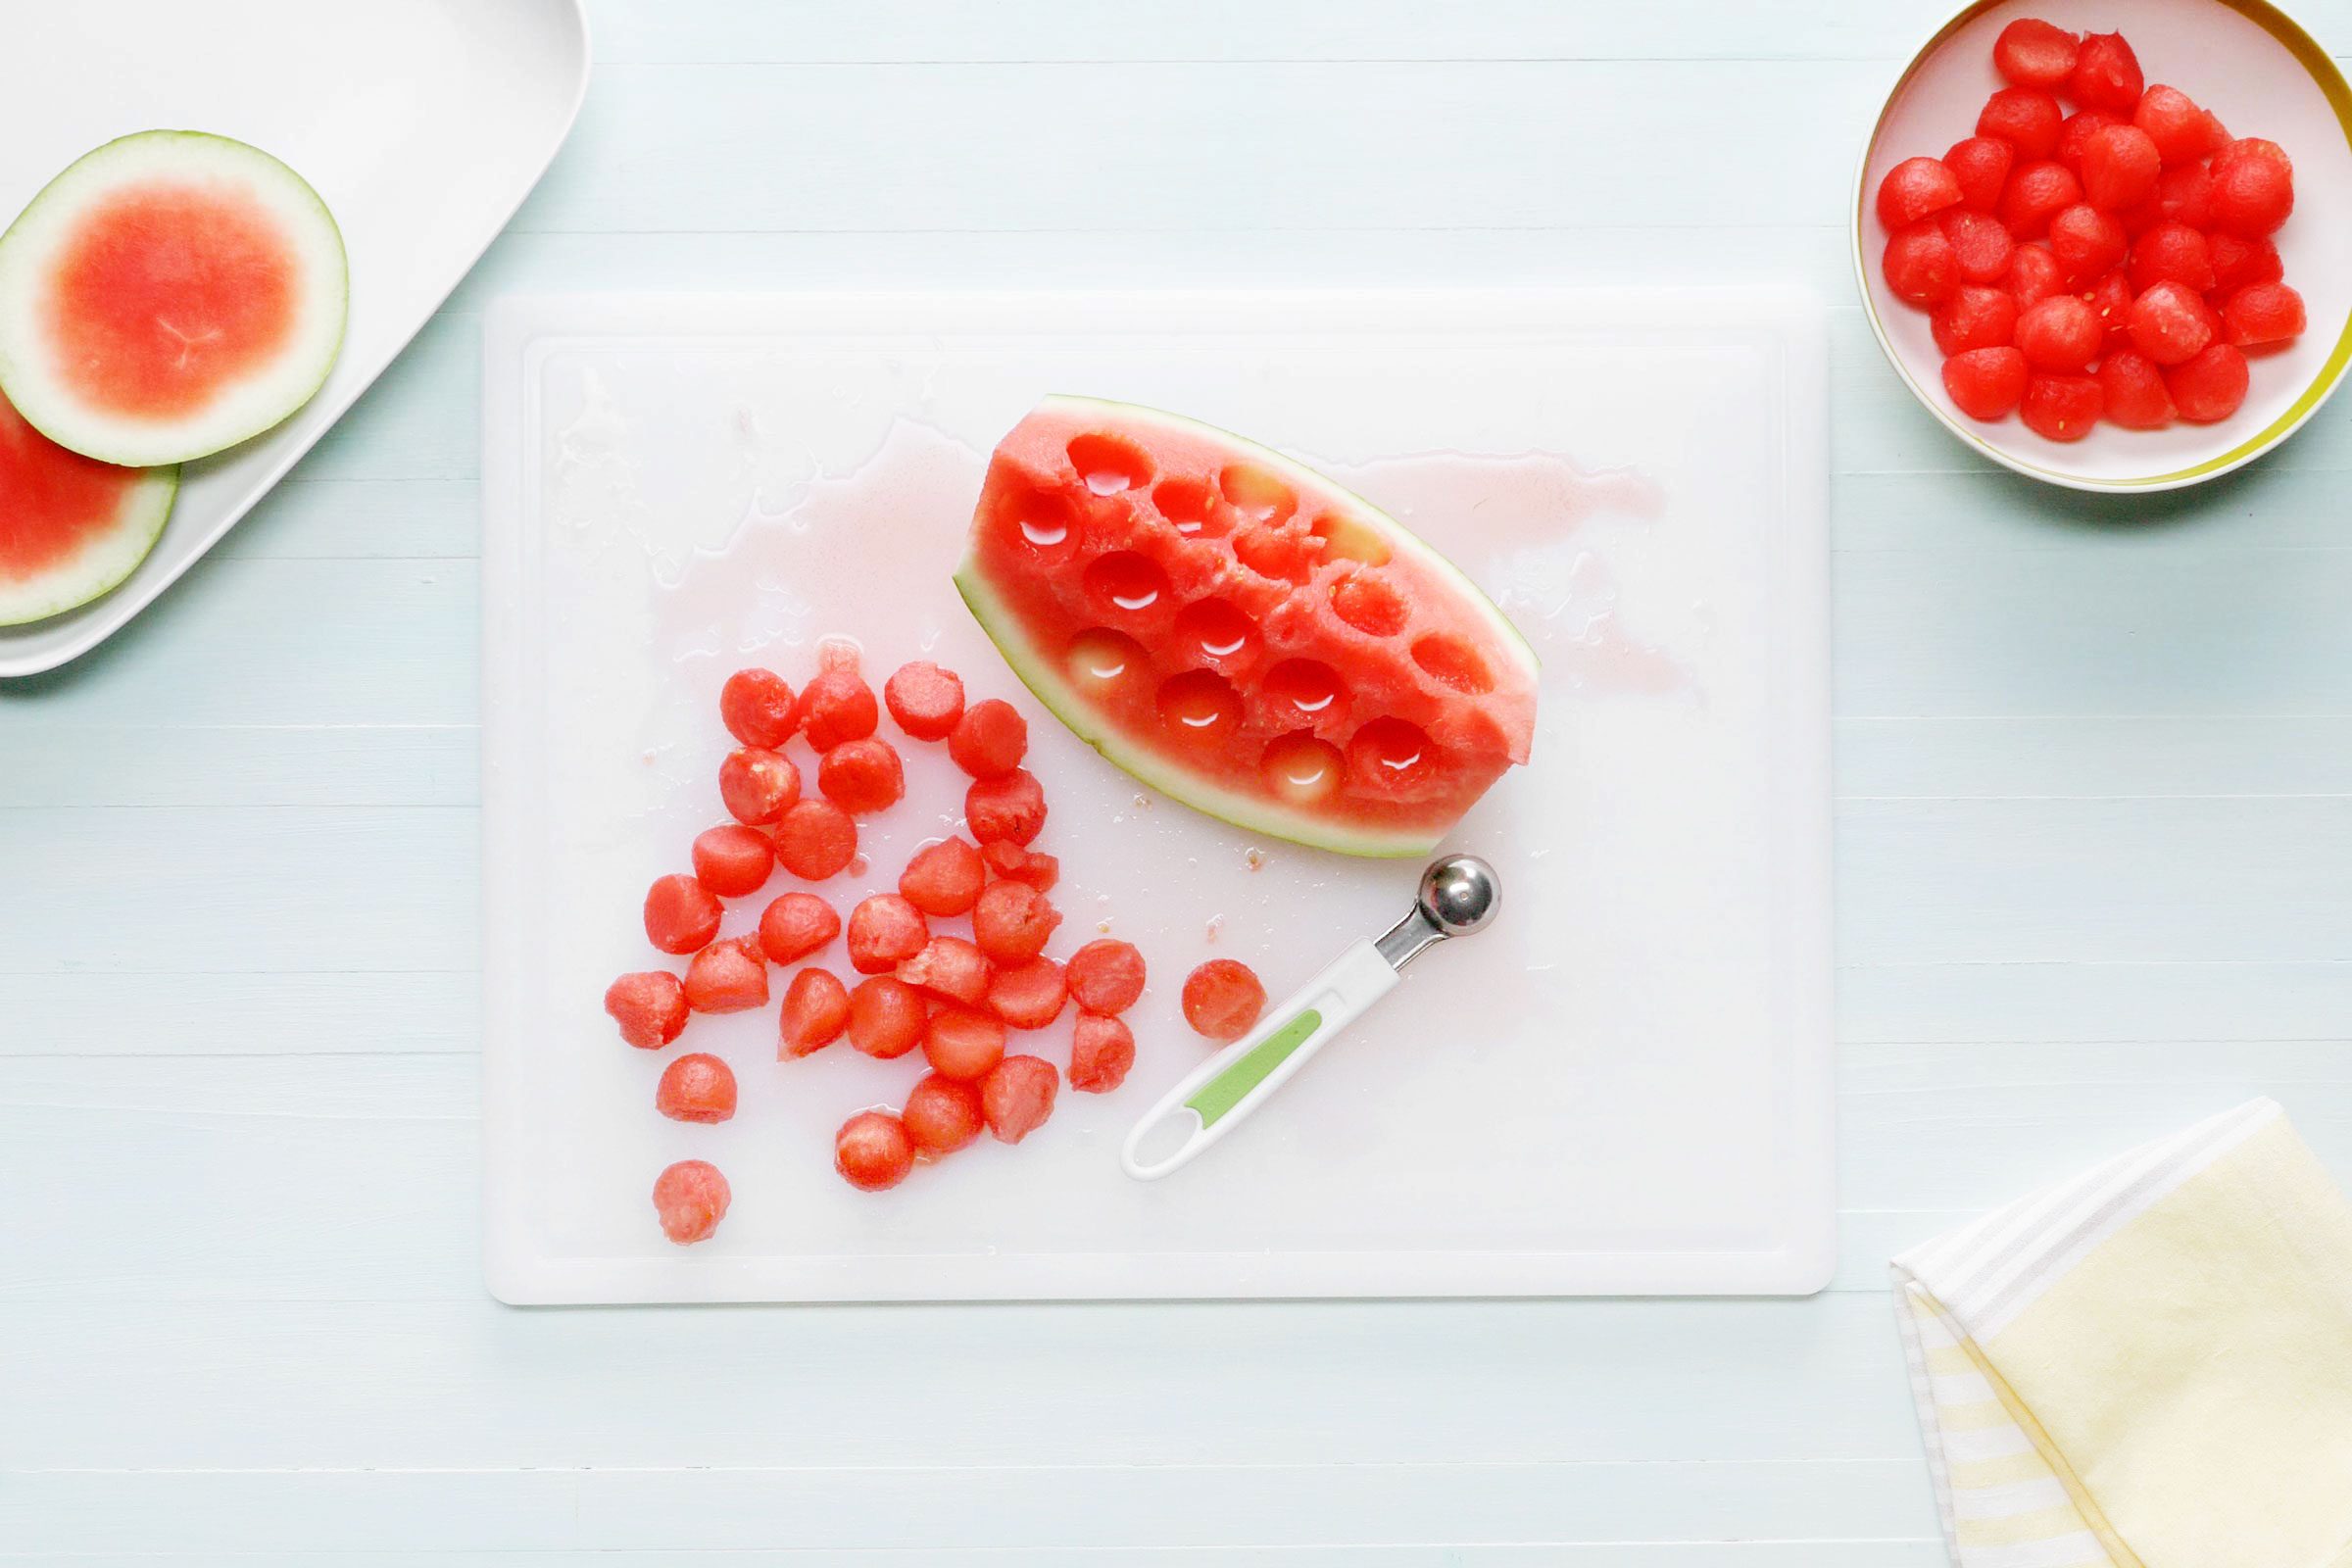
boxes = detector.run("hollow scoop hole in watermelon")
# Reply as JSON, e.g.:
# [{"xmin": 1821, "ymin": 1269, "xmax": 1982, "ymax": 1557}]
[
  {"xmin": 1066, "ymin": 431, "xmax": 1152, "ymax": 495},
  {"xmin": 1261, "ymin": 732, "xmax": 1347, "ymax": 806},
  {"xmin": 1411, "ymin": 631, "xmax": 1494, "ymax": 696},
  {"xmin": 1218, "ymin": 462, "xmax": 1296, "ymax": 526},
  {"xmin": 956, "ymin": 396, "xmax": 1540, "ymax": 858},
  {"xmin": 1262, "ymin": 658, "xmax": 1348, "ymax": 727},
  {"xmin": 1172, "ymin": 596, "xmax": 1257, "ymax": 667},
  {"xmin": 1065, "ymin": 626, "xmax": 1147, "ymax": 698},
  {"xmin": 0, "ymin": 131, "xmax": 347, "ymax": 467},
  {"xmin": 1152, "ymin": 477, "xmax": 1225, "ymax": 538},
  {"xmin": 1083, "ymin": 550, "xmax": 1168, "ymax": 613},
  {"xmin": 1310, "ymin": 512, "xmax": 1392, "ymax": 566}
]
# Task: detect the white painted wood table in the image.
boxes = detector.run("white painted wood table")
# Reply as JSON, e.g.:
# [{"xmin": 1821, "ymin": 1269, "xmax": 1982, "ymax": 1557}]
[{"xmin": 5, "ymin": 1, "xmax": 2350, "ymax": 1559}]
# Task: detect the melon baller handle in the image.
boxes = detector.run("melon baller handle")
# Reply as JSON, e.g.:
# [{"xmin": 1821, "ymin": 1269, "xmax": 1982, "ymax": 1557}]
[
  {"xmin": 1120, "ymin": 854, "xmax": 1499, "ymax": 1182},
  {"xmin": 1120, "ymin": 939, "xmax": 1398, "ymax": 1181}
]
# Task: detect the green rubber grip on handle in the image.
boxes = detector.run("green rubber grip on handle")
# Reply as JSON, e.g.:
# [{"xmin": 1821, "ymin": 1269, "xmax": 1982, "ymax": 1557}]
[{"xmin": 1185, "ymin": 1008, "xmax": 1324, "ymax": 1128}]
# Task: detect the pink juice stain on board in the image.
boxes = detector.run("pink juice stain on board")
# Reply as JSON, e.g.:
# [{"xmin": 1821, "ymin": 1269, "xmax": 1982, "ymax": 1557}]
[
  {"xmin": 638, "ymin": 415, "xmax": 1682, "ymax": 1090},
  {"xmin": 1316, "ymin": 450, "xmax": 1686, "ymax": 697},
  {"xmin": 654, "ymin": 420, "xmax": 1686, "ymax": 706}
]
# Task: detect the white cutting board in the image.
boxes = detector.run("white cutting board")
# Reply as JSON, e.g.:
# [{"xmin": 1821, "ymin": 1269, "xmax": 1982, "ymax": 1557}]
[{"xmin": 481, "ymin": 289, "xmax": 1832, "ymax": 1302}]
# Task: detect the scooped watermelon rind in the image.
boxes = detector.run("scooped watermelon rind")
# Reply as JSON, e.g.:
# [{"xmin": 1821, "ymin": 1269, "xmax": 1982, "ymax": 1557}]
[
  {"xmin": 0, "ymin": 130, "xmax": 349, "ymax": 467},
  {"xmin": 955, "ymin": 395, "xmax": 1540, "ymax": 859}
]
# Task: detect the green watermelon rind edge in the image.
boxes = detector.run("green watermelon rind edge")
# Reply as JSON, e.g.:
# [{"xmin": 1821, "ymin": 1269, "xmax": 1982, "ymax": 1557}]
[{"xmin": 954, "ymin": 394, "xmax": 1543, "ymax": 860}]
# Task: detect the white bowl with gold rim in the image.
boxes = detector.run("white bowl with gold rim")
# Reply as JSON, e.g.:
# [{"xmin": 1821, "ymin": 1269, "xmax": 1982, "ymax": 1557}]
[{"xmin": 1854, "ymin": 0, "xmax": 2352, "ymax": 491}]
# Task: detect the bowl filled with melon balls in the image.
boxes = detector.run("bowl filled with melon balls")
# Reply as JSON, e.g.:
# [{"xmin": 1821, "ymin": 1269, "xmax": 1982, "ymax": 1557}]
[{"xmin": 1854, "ymin": 1, "xmax": 2352, "ymax": 491}]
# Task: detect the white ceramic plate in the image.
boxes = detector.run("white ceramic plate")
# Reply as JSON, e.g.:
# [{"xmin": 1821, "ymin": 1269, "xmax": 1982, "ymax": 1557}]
[
  {"xmin": 1855, "ymin": 0, "xmax": 2352, "ymax": 491},
  {"xmin": 0, "ymin": 0, "xmax": 589, "ymax": 674}
]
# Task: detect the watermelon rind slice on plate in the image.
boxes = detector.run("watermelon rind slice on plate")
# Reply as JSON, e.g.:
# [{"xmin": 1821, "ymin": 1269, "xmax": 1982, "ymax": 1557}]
[{"xmin": 0, "ymin": 129, "xmax": 348, "ymax": 467}]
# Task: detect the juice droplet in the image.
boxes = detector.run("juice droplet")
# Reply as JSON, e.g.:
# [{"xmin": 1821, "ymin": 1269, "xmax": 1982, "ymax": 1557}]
[{"xmin": 1020, "ymin": 516, "xmax": 1069, "ymax": 548}]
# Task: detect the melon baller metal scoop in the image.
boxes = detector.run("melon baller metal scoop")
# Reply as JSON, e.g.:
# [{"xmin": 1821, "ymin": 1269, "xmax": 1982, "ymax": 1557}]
[{"xmin": 1121, "ymin": 855, "xmax": 1500, "ymax": 1181}]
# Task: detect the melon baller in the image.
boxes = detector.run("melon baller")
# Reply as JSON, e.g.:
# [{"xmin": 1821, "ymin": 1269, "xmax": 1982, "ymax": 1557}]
[{"xmin": 1120, "ymin": 854, "xmax": 1500, "ymax": 1180}]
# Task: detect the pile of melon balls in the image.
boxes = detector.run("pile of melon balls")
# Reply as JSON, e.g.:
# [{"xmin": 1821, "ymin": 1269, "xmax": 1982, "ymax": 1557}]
[
  {"xmin": 605, "ymin": 646, "xmax": 1275, "ymax": 1244},
  {"xmin": 1878, "ymin": 19, "xmax": 2305, "ymax": 440}
]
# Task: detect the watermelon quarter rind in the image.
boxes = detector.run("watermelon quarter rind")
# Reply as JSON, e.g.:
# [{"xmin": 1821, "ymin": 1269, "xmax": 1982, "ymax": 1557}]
[{"xmin": 956, "ymin": 395, "xmax": 1540, "ymax": 859}]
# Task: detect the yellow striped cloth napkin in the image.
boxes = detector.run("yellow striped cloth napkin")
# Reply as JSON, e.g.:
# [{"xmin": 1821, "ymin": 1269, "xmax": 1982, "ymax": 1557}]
[{"xmin": 1892, "ymin": 1098, "xmax": 2352, "ymax": 1568}]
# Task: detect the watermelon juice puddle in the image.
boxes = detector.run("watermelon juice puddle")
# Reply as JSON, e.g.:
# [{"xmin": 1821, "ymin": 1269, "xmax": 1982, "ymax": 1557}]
[
  {"xmin": 615, "ymin": 416, "xmax": 1688, "ymax": 1157},
  {"xmin": 1311, "ymin": 450, "xmax": 1686, "ymax": 697}
]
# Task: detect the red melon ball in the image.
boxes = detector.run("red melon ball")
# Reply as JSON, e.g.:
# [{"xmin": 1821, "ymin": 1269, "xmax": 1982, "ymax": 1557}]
[
  {"xmin": 1979, "ymin": 87, "xmax": 2064, "ymax": 160},
  {"xmin": 1931, "ymin": 286, "xmax": 2018, "ymax": 357},
  {"xmin": 2047, "ymin": 205, "xmax": 2126, "ymax": 286},
  {"xmin": 2166, "ymin": 343, "xmax": 2250, "ymax": 423},
  {"xmin": 1944, "ymin": 136, "xmax": 2015, "ymax": 212},
  {"xmin": 1939, "ymin": 208, "xmax": 2015, "ymax": 284},
  {"xmin": 2222, "ymin": 282, "xmax": 2306, "ymax": 348},
  {"xmin": 2077, "ymin": 124, "xmax": 2161, "ymax": 214},
  {"xmin": 2015, "ymin": 294, "xmax": 2102, "ymax": 372},
  {"xmin": 1993, "ymin": 18, "xmax": 2079, "ymax": 89},
  {"xmin": 2129, "ymin": 280, "xmax": 2216, "ymax": 367},
  {"xmin": 1942, "ymin": 347, "xmax": 2030, "ymax": 421},
  {"xmin": 2097, "ymin": 351, "xmax": 2177, "ymax": 430},
  {"xmin": 2004, "ymin": 243, "xmax": 2065, "ymax": 308},
  {"xmin": 2021, "ymin": 373, "xmax": 2103, "ymax": 442},
  {"xmin": 2068, "ymin": 32, "xmax": 2144, "ymax": 115},
  {"xmin": 1878, "ymin": 156, "xmax": 1963, "ymax": 231},
  {"xmin": 1998, "ymin": 161, "xmax": 2082, "ymax": 240},
  {"xmin": 2132, "ymin": 85, "xmax": 2229, "ymax": 167},
  {"xmin": 2208, "ymin": 139, "xmax": 2294, "ymax": 237}
]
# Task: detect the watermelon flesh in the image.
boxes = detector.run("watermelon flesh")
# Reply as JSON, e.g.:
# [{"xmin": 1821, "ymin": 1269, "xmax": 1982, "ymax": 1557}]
[
  {"xmin": 0, "ymin": 131, "xmax": 347, "ymax": 467},
  {"xmin": 955, "ymin": 397, "xmax": 1538, "ymax": 858},
  {"xmin": 0, "ymin": 380, "xmax": 175, "ymax": 625}
]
